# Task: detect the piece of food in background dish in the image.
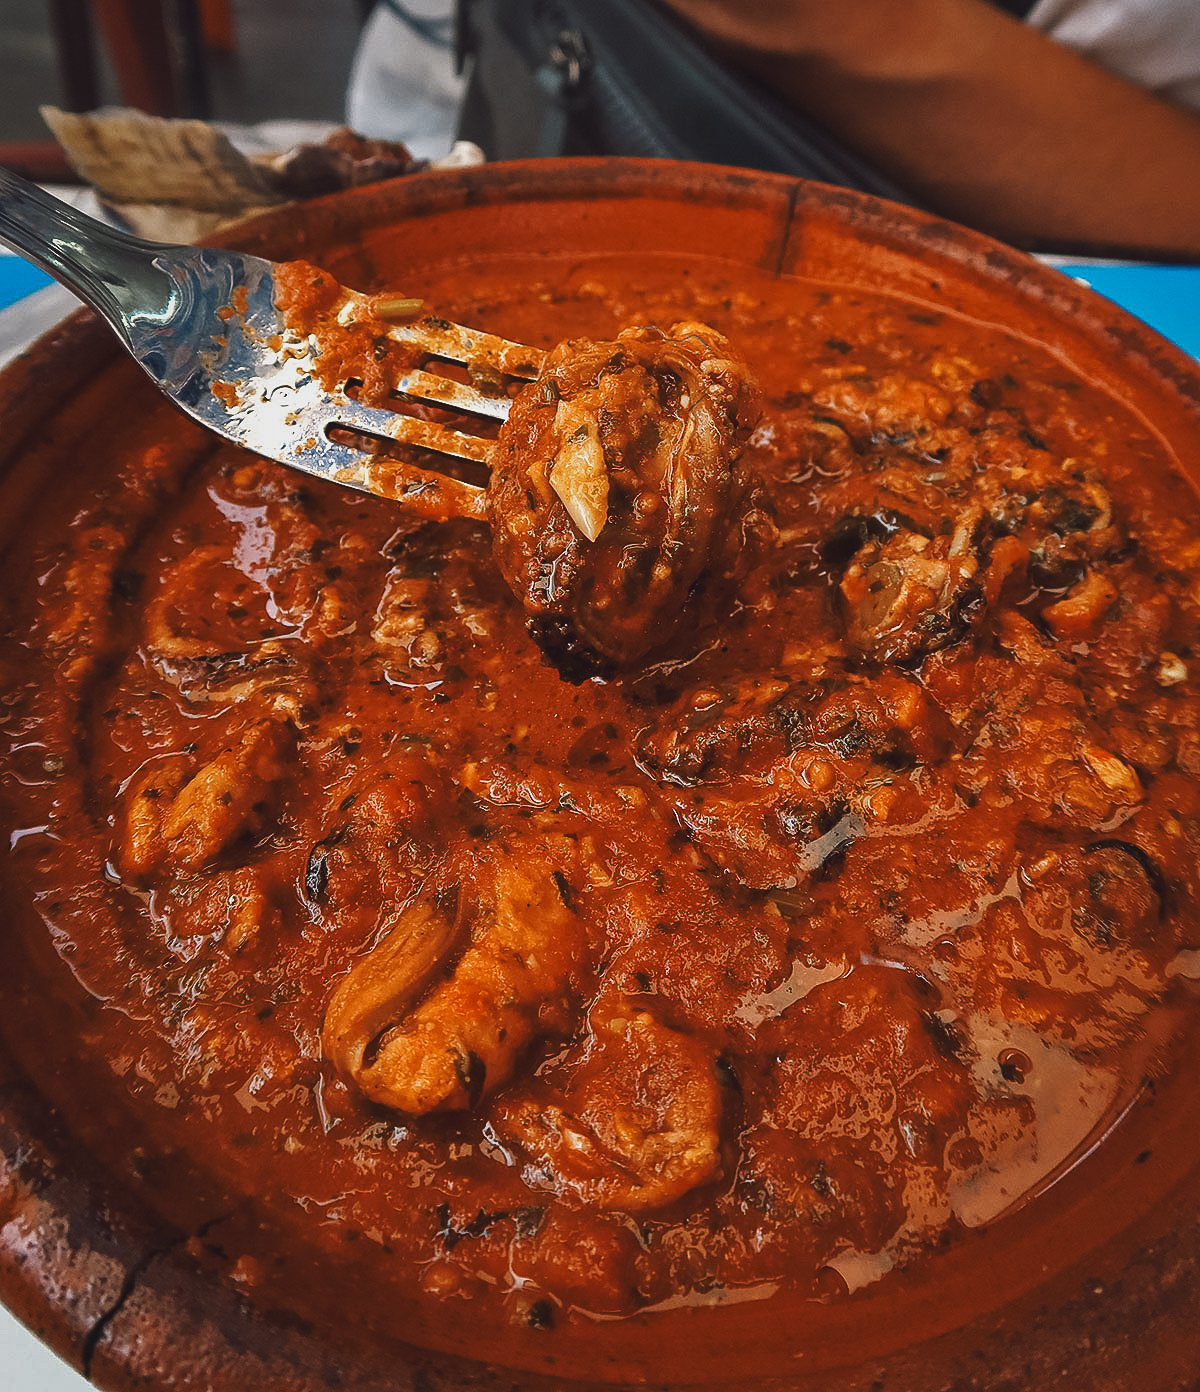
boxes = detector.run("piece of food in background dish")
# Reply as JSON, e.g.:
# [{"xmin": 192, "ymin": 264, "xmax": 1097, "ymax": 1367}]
[
  {"xmin": 42, "ymin": 106, "xmax": 484, "ymax": 241},
  {"xmin": 488, "ymin": 322, "xmax": 762, "ymax": 676}
]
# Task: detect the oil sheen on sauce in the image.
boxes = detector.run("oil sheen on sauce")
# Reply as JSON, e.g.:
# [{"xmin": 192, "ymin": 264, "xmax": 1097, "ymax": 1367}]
[{"xmin": 2, "ymin": 251, "xmax": 1199, "ymax": 1366}]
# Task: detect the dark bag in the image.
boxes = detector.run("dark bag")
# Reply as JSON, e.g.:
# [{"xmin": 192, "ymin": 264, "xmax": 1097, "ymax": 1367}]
[{"xmin": 454, "ymin": 0, "xmax": 918, "ymax": 204}]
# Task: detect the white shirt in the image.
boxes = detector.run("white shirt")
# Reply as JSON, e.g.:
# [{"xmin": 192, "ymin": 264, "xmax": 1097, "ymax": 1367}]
[
  {"xmin": 345, "ymin": 1, "xmax": 465, "ymax": 159},
  {"xmin": 1029, "ymin": 0, "xmax": 1200, "ymax": 110}
]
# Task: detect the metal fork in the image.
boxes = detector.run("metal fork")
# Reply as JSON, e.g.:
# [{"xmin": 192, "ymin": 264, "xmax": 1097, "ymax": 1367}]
[{"xmin": 0, "ymin": 168, "xmax": 545, "ymax": 520}]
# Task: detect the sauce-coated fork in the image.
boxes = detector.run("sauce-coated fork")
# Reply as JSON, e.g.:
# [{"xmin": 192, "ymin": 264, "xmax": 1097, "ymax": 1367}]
[{"xmin": 0, "ymin": 167, "xmax": 544, "ymax": 520}]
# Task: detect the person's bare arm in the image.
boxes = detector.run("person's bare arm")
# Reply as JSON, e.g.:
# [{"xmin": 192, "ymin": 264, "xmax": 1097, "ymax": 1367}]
[{"xmin": 662, "ymin": 0, "xmax": 1200, "ymax": 256}]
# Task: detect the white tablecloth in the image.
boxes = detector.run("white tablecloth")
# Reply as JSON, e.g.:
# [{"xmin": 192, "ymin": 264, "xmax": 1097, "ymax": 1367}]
[{"xmin": 0, "ymin": 1303, "xmax": 87, "ymax": 1391}]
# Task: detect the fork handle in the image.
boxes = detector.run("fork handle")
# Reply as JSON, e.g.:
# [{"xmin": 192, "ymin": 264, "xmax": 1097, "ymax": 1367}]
[{"xmin": 0, "ymin": 166, "xmax": 180, "ymax": 345}]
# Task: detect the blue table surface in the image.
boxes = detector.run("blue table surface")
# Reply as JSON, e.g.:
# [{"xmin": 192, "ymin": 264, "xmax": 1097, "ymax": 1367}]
[
  {"xmin": 2, "ymin": 253, "xmax": 1198, "ymax": 357},
  {"xmin": 0, "ymin": 257, "xmax": 56, "ymax": 309},
  {"xmin": 1055, "ymin": 262, "xmax": 1200, "ymax": 360}
]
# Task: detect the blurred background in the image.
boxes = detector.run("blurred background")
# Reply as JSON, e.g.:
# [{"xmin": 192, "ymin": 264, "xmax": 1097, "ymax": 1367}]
[{"xmin": 0, "ymin": 0, "xmax": 363, "ymax": 162}]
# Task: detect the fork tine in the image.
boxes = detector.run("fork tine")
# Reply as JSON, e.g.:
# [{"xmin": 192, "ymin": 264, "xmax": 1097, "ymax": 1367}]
[
  {"xmin": 294, "ymin": 396, "xmax": 488, "ymax": 521},
  {"xmin": 386, "ymin": 317, "xmax": 546, "ymax": 380},
  {"xmin": 288, "ymin": 429, "xmax": 487, "ymax": 522},
  {"xmin": 330, "ymin": 451, "xmax": 488, "ymax": 522},
  {"xmin": 395, "ymin": 367, "xmax": 513, "ymax": 420},
  {"xmin": 326, "ymin": 395, "xmax": 495, "ymax": 464}
]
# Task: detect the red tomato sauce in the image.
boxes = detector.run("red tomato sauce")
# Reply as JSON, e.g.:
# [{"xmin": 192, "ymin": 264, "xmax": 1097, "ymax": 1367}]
[{"xmin": 2, "ymin": 251, "xmax": 1199, "ymax": 1367}]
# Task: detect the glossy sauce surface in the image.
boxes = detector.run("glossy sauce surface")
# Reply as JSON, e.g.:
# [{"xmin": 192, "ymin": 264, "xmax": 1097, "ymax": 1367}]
[{"xmin": 3, "ymin": 252, "xmax": 1200, "ymax": 1364}]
